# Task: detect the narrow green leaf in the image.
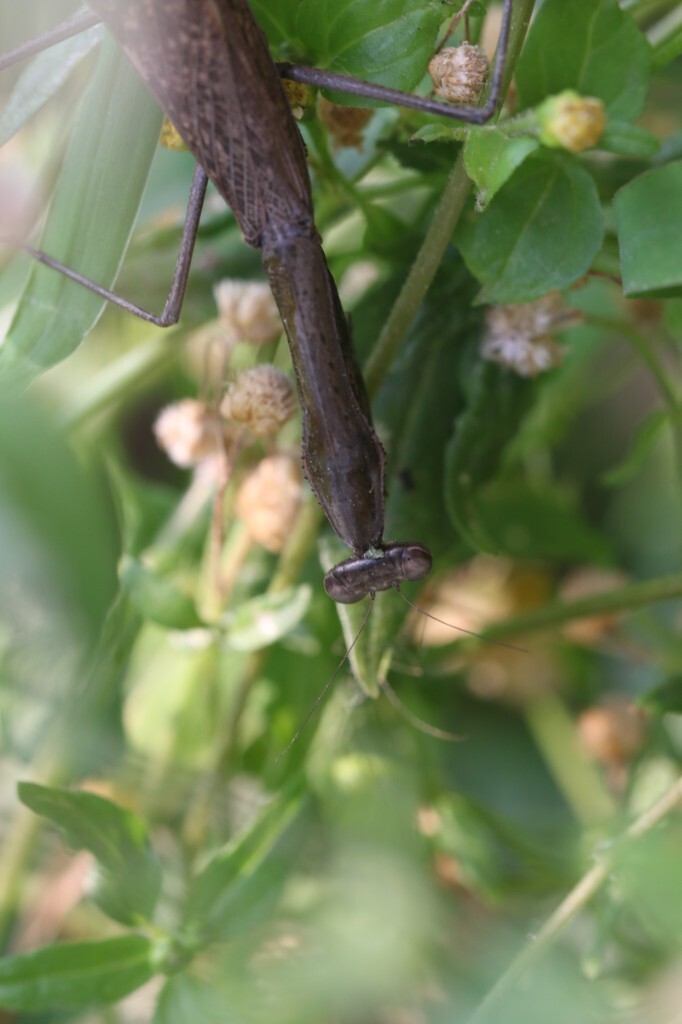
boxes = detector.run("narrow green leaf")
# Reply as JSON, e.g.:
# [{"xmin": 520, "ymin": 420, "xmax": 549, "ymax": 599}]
[
  {"xmin": 615, "ymin": 162, "xmax": 682, "ymax": 299},
  {"xmin": 119, "ymin": 555, "xmax": 204, "ymax": 631},
  {"xmin": 0, "ymin": 23, "xmax": 103, "ymax": 146},
  {"xmin": 464, "ymin": 127, "xmax": 539, "ymax": 207},
  {"xmin": 456, "ymin": 153, "xmax": 604, "ymax": 305},
  {"xmin": 18, "ymin": 783, "xmax": 161, "ymax": 924},
  {"xmin": 183, "ymin": 780, "xmax": 304, "ymax": 941},
  {"xmin": 602, "ymin": 409, "xmax": 670, "ymax": 486},
  {"xmin": 515, "ymin": 0, "xmax": 652, "ymax": 121},
  {"xmin": 0, "ymin": 37, "xmax": 162, "ymax": 389},
  {"xmin": 0, "ymin": 936, "xmax": 154, "ymax": 1011},
  {"xmin": 225, "ymin": 585, "xmax": 312, "ymax": 651}
]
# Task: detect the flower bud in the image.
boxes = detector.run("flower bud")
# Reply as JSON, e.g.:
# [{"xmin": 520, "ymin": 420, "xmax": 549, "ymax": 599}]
[
  {"xmin": 429, "ymin": 42, "xmax": 489, "ymax": 105},
  {"xmin": 213, "ymin": 280, "xmax": 282, "ymax": 344},
  {"xmin": 234, "ymin": 454, "xmax": 302, "ymax": 552},
  {"xmin": 159, "ymin": 118, "xmax": 187, "ymax": 152},
  {"xmin": 317, "ymin": 97, "xmax": 373, "ymax": 150},
  {"xmin": 221, "ymin": 365, "xmax": 296, "ymax": 438},
  {"xmin": 154, "ymin": 399, "xmax": 225, "ymax": 468},
  {"xmin": 538, "ymin": 91, "xmax": 606, "ymax": 153},
  {"xmin": 283, "ymin": 80, "xmax": 312, "ymax": 120}
]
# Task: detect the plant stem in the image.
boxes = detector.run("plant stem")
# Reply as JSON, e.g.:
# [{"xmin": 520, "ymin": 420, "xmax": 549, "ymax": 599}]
[
  {"xmin": 457, "ymin": 570, "xmax": 682, "ymax": 649},
  {"xmin": 363, "ymin": 0, "xmax": 536, "ymax": 397},
  {"xmin": 467, "ymin": 774, "xmax": 682, "ymax": 1024},
  {"xmin": 525, "ymin": 695, "xmax": 618, "ymax": 826}
]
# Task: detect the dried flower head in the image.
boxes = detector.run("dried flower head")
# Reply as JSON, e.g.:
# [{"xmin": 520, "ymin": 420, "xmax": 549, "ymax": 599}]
[
  {"xmin": 234, "ymin": 454, "xmax": 302, "ymax": 553},
  {"xmin": 538, "ymin": 91, "xmax": 606, "ymax": 153},
  {"xmin": 221, "ymin": 365, "xmax": 296, "ymax": 438},
  {"xmin": 578, "ymin": 699, "xmax": 647, "ymax": 766},
  {"xmin": 317, "ymin": 97, "xmax": 373, "ymax": 150},
  {"xmin": 154, "ymin": 399, "xmax": 225, "ymax": 468},
  {"xmin": 213, "ymin": 280, "xmax": 282, "ymax": 344},
  {"xmin": 159, "ymin": 118, "xmax": 187, "ymax": 152},
  {"xmin": 481, "ymin": 293, "xmax": 581, "ymax": 378},
  {"xmin": 429, "ymin": 42, "xmax": 489, "ymax": 105}
]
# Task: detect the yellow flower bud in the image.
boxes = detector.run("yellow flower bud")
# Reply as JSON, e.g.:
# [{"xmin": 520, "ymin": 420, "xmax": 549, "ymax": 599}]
[
  {"xmin": 283, "ymin": 79, "xmax": 312, "ymax": 120},
  {"xmin": 159, "ymin": 118, "xmax": 187, "ymax": 152},
  {"xmin": 538, "ymin": 91, "xmax": 606, "ymax": 153}
]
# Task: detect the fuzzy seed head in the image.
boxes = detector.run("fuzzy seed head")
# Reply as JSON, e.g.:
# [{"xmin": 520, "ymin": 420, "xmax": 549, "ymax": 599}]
[
  {"xmin": 538, "ymin": 91, "xmax": 606, "ymax": 153},
  {"xmin": 221, "ymin": 365, "xmax": 296, "ymax": 438},
  {"xmin": 481, "ymin": 293, "xmax": 579, "ymax": 378},
  {"xmin": 213, "ymin": 279, "xmax": 282, "ymax": 344},
  {"xmin": 428, "ymin": 43, "xmax": 489, "ymax": 105},
  {"xmin": 318, "ymin": 97, "xmax": 373, "ymax": 150},
  {"xmin": 154, "ymin": 399, "xmax": 225, "ymax": 467},
  {"xmin": 234, "ymin": 455, "xmax": 302, "ymax": 553},
  {"xmin": 159, "ymin": 118, "xmax": 187, "ymax": 152}
]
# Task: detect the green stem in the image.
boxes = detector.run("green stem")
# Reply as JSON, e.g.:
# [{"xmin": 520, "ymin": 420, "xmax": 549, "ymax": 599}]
[
  {"xmin": 454, "ymin": 570, "xmax": 682, "ymax": 649},
  {"xmin": 363, "ymin": 0, "xmax": 536, "ymax": 397},
  {"xmin": 525, "ymin": 695, "xmax": 618, "ymax": 826},
  {"xmin": 467, "ymin": 774, "xmax": 682, "ymax": 1024}
]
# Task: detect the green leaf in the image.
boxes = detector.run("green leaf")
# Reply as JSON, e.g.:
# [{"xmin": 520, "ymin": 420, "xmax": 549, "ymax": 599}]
[
  {"xmin": 464, "ymin": 127, "xmax": 540, "ymax": 207},
  {"xmin": 225, "ymin": 585, "xmax": 312, "ymax": 651},
  {"xmin": 252, "ymin": 0, "xmax": 445, "ymax": 95},
  {"xmin": 615, "ymin": 162, "xmax": 682, "ymax": 299},
  {"xmin": 598, "ymin": 121, "xmax": 660, "ymax": 159},
  {"xmin": 0, "ymin": 935, "xmax": 154, "ymax": 1011},
  {"xmin": 183, "ymin": 781, "xmax": 305, "ymax": 942},
  {"xmin": 639, "ymin": 676, "xmax": 682, "ymax": 715},
  {"xmin": 119, "ymin": 555, "xmax": 204, "ymax": 631},
  {"xmin": 456, "ymin": 153, "xmax": 604, "ymax": 305},
  {"xmin": 444, "ymin": 362, "xmax": 539, "ymax": 550},
  {"xmin": 0, "ymin": 38, "xmax": 162, "ymax": 389},
  {"xmin": 515, "ymin": 0, "xmax": 652, "ymax": 121},
  {"xmin": 602, "ymin": 409, "xmax": 670, "ymax": 486},
  {"xmin": 0, "ymin": 23, "xmax": 103, "ymax": 146},
  {"xmin": 18, "ymin": 783, "xmax": 162, "ymax": 925},
  {"xmin": 475, "ymin": 481, "xmax": 612, "ymax": 562},
  {"xmin": 154, "ymin": 973, "xmax": 243, "ymax": 1024}
]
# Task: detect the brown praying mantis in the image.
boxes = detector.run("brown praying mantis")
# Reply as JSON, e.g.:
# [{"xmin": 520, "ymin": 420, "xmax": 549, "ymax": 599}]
[{"xmin": 0, "ymin": 0, "xmax": 514, "ymax": 605}]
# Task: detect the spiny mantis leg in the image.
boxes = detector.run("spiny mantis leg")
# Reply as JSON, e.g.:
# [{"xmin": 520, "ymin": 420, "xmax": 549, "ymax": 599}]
[
  {"xmin": 2, "ymin": 164, "xmax": 209, "ymax": 327},
  {"xmin": 0, "ymin": 0, "xmax": 513, "ymax": 326},
  {"xmin": 279, "ymin": 0, "xmax": 513, "ymax": 126}
]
